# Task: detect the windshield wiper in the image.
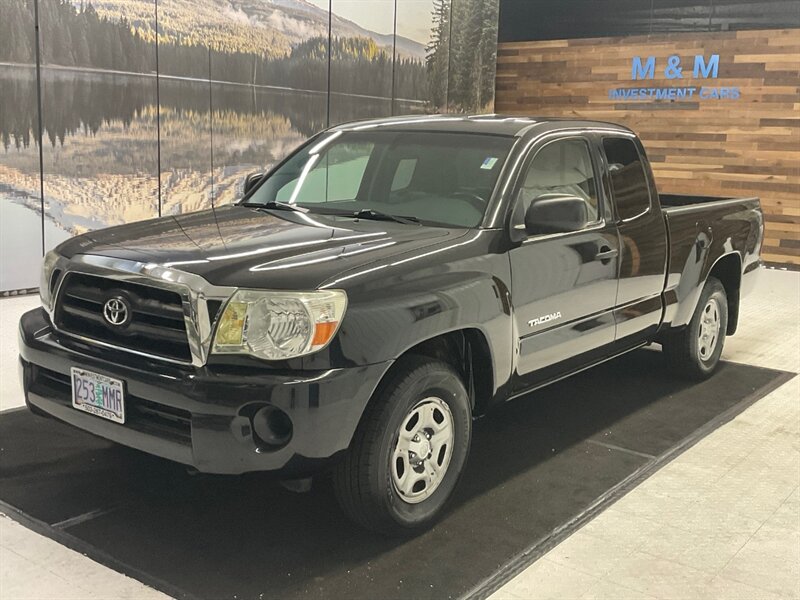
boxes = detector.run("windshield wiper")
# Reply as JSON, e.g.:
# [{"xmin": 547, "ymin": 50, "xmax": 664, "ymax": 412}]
[
  {"xmin": 240, "ymin": 201, "xmax": 308, "ymax": 213},
  {"xmin": 351, "ymin": 209, "xmax": 420, "ymax": 225}
]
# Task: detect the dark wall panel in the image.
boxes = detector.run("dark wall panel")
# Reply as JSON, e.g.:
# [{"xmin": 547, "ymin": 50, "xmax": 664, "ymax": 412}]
[
  {"xmin": 499, "ymin": 0, "xmax": 800, "ymax": 42},
  {"xmin": 498, "ymin": 0, "xmax": 652, "ymax": 43},
  {"xmin": 710, "ymin": 0, "xmax": 800, "ymax": 31},
  {"xmin": 651, "ymin": 0, "xmax": 712, "ymax": 34}
]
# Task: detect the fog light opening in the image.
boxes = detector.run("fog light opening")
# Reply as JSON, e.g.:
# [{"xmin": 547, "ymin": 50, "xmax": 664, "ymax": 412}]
[{"xmin": 252, "ymin": 405, "xmax": 293, "ymax": 449}]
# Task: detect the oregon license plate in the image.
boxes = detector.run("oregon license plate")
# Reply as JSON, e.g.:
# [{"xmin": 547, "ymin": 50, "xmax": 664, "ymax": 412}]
[{"xmin": 71, "ymin": 368, "xmax": 125, "ymax": 424}]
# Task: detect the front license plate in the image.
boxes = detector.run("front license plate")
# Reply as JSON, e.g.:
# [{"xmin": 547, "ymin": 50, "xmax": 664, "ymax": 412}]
[{"xmin": 71, "ymin": 368, "xmax": 125, "ymax": 424}]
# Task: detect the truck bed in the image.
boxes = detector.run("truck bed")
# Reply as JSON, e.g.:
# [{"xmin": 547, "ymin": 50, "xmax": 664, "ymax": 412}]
[{"xmin": 659, "ymin": 193, "xmax": 762, "ymax": 334}]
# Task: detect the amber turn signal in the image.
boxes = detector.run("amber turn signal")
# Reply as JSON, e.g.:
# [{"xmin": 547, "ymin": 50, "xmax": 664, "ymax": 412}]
[{"xmin": 311, "ymin": 321, "xmax": 339, "ymax": 348}]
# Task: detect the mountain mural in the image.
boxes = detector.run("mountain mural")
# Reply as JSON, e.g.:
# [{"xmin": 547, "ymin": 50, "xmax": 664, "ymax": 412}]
[
  {"xmin": 0, "ymin": 0, "xmax": 499, "ymax": 293},
  {"xmin": 69, "ymin": 0, "xmax": 426, "ymax": 59}
]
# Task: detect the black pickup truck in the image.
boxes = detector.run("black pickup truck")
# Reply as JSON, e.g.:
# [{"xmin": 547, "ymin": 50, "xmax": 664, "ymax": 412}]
[{"xmin": 19, "ymin": 116, "xmax": 763, "ymax": 533}]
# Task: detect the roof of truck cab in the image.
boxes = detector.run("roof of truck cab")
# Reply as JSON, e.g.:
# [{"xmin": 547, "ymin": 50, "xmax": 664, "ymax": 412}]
[{"xmin": 331, "ymin": 114, "xmax": 635, "ymax": 138}]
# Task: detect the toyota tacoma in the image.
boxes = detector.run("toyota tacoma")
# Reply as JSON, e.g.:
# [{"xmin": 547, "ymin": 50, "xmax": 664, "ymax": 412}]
[{"xmin": 19, "ymin": 116, "xmax": 763, "ymax": 533}]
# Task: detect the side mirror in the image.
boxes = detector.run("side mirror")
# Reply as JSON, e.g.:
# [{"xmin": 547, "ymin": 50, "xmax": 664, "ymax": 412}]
[
  {"xmin": 525, "ymin": 193, "xmax": 590, "ymax": 235},
  {"xmin": 243, "ymin": 172, "xmax": 265, "ymax": 196}
]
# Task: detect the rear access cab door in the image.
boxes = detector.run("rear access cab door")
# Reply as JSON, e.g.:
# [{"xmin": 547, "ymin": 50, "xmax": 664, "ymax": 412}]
[
  {"xmin": 507, "ymin": 132, "xmax": 620, "ymax": 392},
  {"xmin": 600, "ymin": 134, "xmax": 668, "ymax": 346}
]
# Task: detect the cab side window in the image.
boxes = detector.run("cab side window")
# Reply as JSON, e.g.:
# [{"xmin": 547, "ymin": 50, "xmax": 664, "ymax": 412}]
[
  {"xmin": 517, "ymin": 138, "xmax": 600, "ymax": 235},
  {"xmin": 602, "ymin": 137, "xmax": 651, "ymax": 221}
]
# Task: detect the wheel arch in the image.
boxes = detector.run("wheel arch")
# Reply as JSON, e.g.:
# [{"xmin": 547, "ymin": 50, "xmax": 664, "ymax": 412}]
[
  {"xmin": 707, "ymin": 252, "xmax": 742, "ymax": 335},
  {"xmin": 663, "ymin": 249, "xmax": 743, "ymax": 337},
  {"xmin": 357, "ymin": 327, "xmax": 495, "ymax": 429},
  {"xmin": 410, "ymin": 328, "xmax": 494, "ymax": 412}
]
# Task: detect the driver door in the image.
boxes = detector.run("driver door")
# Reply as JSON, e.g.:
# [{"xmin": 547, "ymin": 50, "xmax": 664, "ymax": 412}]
[{"xmin": 509, "ymin": 135, "xmax": 620, "ymax": 391}]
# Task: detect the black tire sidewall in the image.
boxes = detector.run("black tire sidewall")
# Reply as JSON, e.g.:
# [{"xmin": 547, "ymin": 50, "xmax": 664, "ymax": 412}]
[
  {"xmin": 374, "ymin": 363, "xmax": 472, "ymax": 528},
  {"xmin": 688, "ymin": 280, "xmax": 728, "ymax": 375}
]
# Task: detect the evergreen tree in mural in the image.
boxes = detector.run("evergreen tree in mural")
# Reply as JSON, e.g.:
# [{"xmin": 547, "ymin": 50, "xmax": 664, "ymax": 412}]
[
  {"xmin": 0, "ymin": 0, "xmax": 35, "ymax": 63},
  {"xmin": 30, "ymin": 0, "xmax": 154, "ymax": 73},
  {"xmin": 426, "ymin": 0, "xmax": 498, "ymax": 112},
  {"xmin": 426, "ymin": 0, "xmax": 451, "ymax": 109}
]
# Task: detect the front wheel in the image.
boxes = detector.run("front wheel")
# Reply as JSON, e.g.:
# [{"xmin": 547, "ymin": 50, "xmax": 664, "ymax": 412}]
[
  {"xmin": 662, "ymin": 276, "xmax": 728, "ymax": 380},
  {"xmin": 332, "ymin": 357, "xmax": 472, "ymax": 535}
]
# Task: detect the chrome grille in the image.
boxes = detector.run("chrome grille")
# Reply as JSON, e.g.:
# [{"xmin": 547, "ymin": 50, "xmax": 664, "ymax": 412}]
[
  {"xmin": 54, "ymin": 272, "xmax": 192, "ymax": 363},
  {"xmin": 46, "ymin": 255, "xmax": 236, "ymax": 367}
]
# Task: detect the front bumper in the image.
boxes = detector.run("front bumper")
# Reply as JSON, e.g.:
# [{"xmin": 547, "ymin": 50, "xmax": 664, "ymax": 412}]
[{"xmin": 19, "ymin": 308, "xmax": 392, "ymax": 475}]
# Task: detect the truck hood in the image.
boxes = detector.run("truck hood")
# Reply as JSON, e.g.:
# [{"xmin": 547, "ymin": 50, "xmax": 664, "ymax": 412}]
[{"xmin": 57, "ymin": 205, "xmax": 466, "ymax": 289}]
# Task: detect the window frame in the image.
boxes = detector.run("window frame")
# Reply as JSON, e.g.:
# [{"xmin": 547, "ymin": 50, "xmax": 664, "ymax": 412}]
[
  {"xmin": 511, "ymin": 134, "xmax": 606, "ymax": 241},
  {"xmin": 600, "ymin": 135, "xmax": 653, "ymax": 224}
]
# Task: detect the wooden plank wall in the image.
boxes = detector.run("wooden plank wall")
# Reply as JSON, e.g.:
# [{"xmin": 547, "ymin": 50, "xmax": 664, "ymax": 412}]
[{"xmin": 496, "ymin": 29, "xmax": 800, "ymax": 266}]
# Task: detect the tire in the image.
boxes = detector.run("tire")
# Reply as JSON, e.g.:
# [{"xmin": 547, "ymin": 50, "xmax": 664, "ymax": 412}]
[
  {"xmin": 333, "ymin": 356, "xmax": 472, "ymax": 535},
  {"xmin": 663, "ymin": 276, "xmax": 728, "ymax": 380}
]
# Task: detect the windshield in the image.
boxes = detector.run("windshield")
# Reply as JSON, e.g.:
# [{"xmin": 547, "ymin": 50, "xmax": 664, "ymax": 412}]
[{"xmin": 243, "ymin": 130, "xmax": 514, "ymax": 227}]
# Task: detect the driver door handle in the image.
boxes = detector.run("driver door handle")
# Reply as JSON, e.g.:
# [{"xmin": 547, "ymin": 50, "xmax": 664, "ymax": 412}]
[{"xmin": 595, "ymin": 247, "xmax": 619, "ymax": 264}]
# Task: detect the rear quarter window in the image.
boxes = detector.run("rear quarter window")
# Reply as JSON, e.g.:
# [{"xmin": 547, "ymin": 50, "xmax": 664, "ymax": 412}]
[{"xmin": 602, "ymin": 137, "xmax": 651, "ymax": 221}]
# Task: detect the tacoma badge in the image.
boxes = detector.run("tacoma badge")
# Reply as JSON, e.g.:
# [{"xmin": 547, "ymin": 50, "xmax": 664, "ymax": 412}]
[{"xmin": 528, "ymin": 312, "xmax": 562, "ymax": 328}]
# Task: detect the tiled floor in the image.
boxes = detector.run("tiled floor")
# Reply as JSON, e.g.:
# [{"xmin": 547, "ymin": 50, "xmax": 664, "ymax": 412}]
[
  {"xmin": 0, "ymin": 518, "xmax": 165, "ymax": 600},
  {"xmin": 1, "ymin": 269, "xmax": 798, "ymax": 600},
  {"xmin": 0, "ymin": 294, "xmax": 32, "ymax": 412}
]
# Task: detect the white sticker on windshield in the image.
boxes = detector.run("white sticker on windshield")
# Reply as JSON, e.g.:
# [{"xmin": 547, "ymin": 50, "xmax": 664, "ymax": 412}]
[{"xmin": 481, "ymin": 157, "xmax": 498, "ymax": 170}]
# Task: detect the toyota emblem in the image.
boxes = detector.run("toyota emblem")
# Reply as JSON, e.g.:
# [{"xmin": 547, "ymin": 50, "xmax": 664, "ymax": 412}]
[{"xmin": 103, "ymin": 296, "xmax": 131, "ymax": 326}]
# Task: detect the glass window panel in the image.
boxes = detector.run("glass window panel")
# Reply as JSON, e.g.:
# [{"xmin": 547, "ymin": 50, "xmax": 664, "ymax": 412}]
[
  {"xmin": 248, "ymin": 130, "xmax": 513, "ymax": 228},
  {"xmin": 603, "ymin": 137, "xmax": 651, "ymax": 221},
  {"xmin": 519, "ymin": 139, "xmax": 600, "ymax": 225},
  {"xmin": 276, "ymin": 142, "xmax": 374, "ymax": 203}
]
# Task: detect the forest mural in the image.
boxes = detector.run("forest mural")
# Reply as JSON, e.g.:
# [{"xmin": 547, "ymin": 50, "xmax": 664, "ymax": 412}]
[{"xmin": 0, "ymin": 0, "xmax": 500, "ymax": 291}]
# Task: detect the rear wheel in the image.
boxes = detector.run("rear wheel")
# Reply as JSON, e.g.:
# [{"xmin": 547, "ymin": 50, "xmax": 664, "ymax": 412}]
[
  {"xmin": 333, "ymin": 357, "xmax": 472, "ymax": 535},
  {"xmin": 663, "ymin": 276, "xmax": 728, "ymax": 380}
]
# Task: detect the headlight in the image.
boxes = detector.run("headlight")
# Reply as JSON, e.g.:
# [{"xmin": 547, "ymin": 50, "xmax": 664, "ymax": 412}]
[
  {"xmin": 212, "ymin": 289, "xmax": 347, "ymax": 360},
  {"xmin": 40, "ymin": 250, "xmax": 61, "ymax": 310}
]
